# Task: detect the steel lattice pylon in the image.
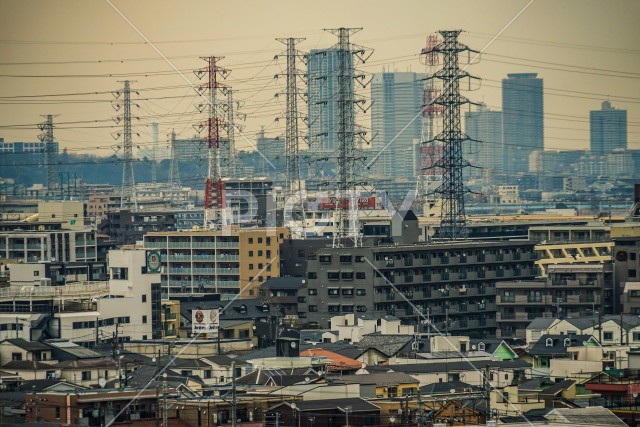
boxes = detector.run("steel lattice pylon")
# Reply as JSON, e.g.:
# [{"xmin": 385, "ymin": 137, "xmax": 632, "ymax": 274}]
[
  {"xmin": 168, "ymin": 130, "xmax": 181, "ymax": 207},
  {"xmin": 423, "ymin": 30, "xmax": 478, "ymax": 240},
  {"xmin": 37, "ymin": 114, "xmax": 57, "ymax": 195},
  {"xmin": 113, "ymin": 80, "xmax": 137, "ymax": 211},
  {"xmin": 276, "ymin": 37, "xmax": 307, "ymax": 238}
]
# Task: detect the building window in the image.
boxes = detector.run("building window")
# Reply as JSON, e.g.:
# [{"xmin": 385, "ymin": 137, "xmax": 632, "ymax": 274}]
[
  {"xmin": 319, "ymin": 255, "xmax": 332, "ymax": 263},
  {"xmin": 630, "ymin": 269, "xmax": 637, "ymax": 278},
  {"xmin": 545, "ymin": 338, "xmax": 553, "ymax": 347},
  {"xmin": 355, "ymin": 255, "xmax": 365, "ymax": 263},
  {"xmin": 82, "ymin": 371, "xmax": 91, "ymax": 381},
  {"xmin": 340, "ymin": 255, "xmax": 352, "ymax": 263},
  {"xmin": 341, "ymin": 271, "xmax": 354, "ymax": 280},
  {"xmin": 142, "ymin": 294, "xmax": 147, "ymax": 303},
  {"xmin": 603, "ymin": 331, "xmax": 613, "ymax": 341},
  {"xmin": 33, "ymin": 270, "xmax": 39, "ymax": 277},
  {"xmin": 258, "ymin": 250, "xmax": 263, "ymax": 256},
  {"xmin": 342, "ymin": 288, "xmax": 354, "ymax": 296},
  {"xmin": 308, "ymin": 272, "xmax": 317, "ymax": 279},
  {"xmin": 11, "ymin": 353, "xmax": 21, "ymax": 361},
  {"xmin": 142, "ymin": 315, "xmax": 148, "ymax": 324},
  {"xmin": 248, "ymin": 251, "xmax": 254, "ymax": 257},
  {"xmin": 248, "ymin": 238, "xmax": 253, "ymax": 244},
  {"xmin": 328, "ymin": 305, "xmax": 340, "ymax": 313},
  {"xmin": 308, "ymin": 288, "xmax": 318, "ymax": 295},
  {"xmin": 309, "ymin": 305, "xmax": 318, "ymax": 312},
  {"xmin": 258, "ymin": 263, "xmax": 263, "ymax": 269},
  {"xmin": 356, "ymin": 289, "xmax": 366, "ymax": 296},
  {"xmin": 356, "ymin": 272, "xmax": 366, "ymax": 279},
  {"xmin": 55, "ymin": 406, "xmax": 61, "ymax": 419},
  {"xmin": 327, "ymin": 271, "xmax": 339, "ymax": 280},
  {"xmin": 249, "ymin": 264, "xmax": 254, "ymax": 270},
  {"xmin": 266, "ymin": 237, "xmax": 271, "ymax": 245},
  {"xmin": 258, "ymin": 237, "xmax": 263, "ymax": 244},
  {"xmin": 328, "ymin": 288, "xmax": 339, "ymax": 296}
]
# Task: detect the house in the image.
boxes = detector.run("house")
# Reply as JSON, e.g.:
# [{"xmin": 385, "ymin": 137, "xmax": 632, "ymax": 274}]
[
  {"xmin": 0, "ymin": 338, "xmax": 53, "ymax": 365},
  {"xmin": 329, "ymin": 372, "xmax": 419, "ymax": 398},
  {"xmin": 200, "ymin": 354, "xmax": 247, "ymax": 385},
  {"xmin": 54, "ymin": 358, "xmax": 119, "ymax": 388},
  {"xmin": 1, "ymin": 360, "xmax": 57, "ymax": 381},
  {"xmin": 43, "ymin": 339, "xmax": 103, "ymax": 361},
  {"xmin": 528, "ymin": 334, "xmax": 597, "ymax": 376},
  {"xmin": 469, "ymin": 338, "xmax": 519, "ymax": 361},
  {"xmin": 265, "ymin": 397, "xmax": 381, "ymax": 427}
]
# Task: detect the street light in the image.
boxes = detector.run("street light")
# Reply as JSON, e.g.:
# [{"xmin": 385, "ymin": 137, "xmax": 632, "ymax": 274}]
[
  {"xmin": 290, "ymin": 402, "xmax": 300, "ymax": 427},
  {"xmin": 338, "ymin": 405, "xmax": 351, "ymax": 427}
]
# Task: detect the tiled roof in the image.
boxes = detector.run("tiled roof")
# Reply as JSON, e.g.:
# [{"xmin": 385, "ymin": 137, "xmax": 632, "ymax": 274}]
[
  {"xmin": 1, "ymin": 338, "xmax": 50, "ymax": 351},
  {"xmin": 299, "ymin": 348, "xmax": 362, "ymax": 371},
  {"xmin": 329, "ymin": 372, "xmax": 418, "ymax": 387}
]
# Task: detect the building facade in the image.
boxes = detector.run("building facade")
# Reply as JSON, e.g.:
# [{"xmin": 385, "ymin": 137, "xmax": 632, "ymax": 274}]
[
  {"xmin": 144, "ymin": 227, "xmax": 289, "ymax": 299},
  {"xmin": 370, "ymin": 72, "xmax": 425, "ymax": 180},
  {"xmin": 464, "ymin": 104, "xmax": 503, "ymax": 182},
  {"xmin": 304, "ymin": 240, "xmax": 538, "ymax": 337},
  {"xmin": 496, "ymin": 263, "xmax": 614, "ymax": 339},
  {"xmin": 502, "ymin": 73, "xmax": 544, "ymax": 175},
  {"xmin": 590, "ymin": 101, "xmax": 627, "ymax": 155}
]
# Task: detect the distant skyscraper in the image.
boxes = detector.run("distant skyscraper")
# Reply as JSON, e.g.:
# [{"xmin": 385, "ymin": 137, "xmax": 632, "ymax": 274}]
[
  {"xmin": 371, "ymin": 72, "xmax": 425, "ymax": 179},
  {"xmin": 464, "ymin": 104, "xmax": 503, "ymax": 182},
  {"xmin": 590, "ymin": 101, "xmax": 627, "ymax": 155},
  {"xmin": 502, "ymin": 73, "xmax": 544, "ymax": 175},
  {"xmin": 307, "ymin": 48, "xmax": 354, "ymax": 159}
]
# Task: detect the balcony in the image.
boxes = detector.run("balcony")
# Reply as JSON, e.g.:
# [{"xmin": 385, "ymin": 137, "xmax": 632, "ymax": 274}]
[{"xmin": 496, "ymin": 312, "xmax": 530, "ymax": 322}]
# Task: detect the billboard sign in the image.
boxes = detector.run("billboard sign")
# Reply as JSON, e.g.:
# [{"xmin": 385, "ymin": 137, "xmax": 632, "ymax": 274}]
[{"xmin": 191, "ymin": 308, "xmax": 220, "ymax": 335}]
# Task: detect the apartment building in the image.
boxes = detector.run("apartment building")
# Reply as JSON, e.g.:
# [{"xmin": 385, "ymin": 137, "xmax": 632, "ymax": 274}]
[
  {"xmin": 496, "ymin": 263, "xmax": 614, "ymax": 339},
  {"xmin": 304, "ymin": 240, "xmax": 538, "ymax": 337},
  {"xmin": 0, "ymin": 229, "xmax": 98, "ymax": 263},
  {"xmin": 143, "ymin": 227, "xmax": 289, "ymax": 299}
]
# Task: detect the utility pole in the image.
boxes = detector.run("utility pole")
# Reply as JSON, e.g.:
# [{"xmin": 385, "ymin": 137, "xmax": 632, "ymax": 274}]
[
  {"xmin": 194, "ymin": 56, "xmax": 229, "ymax": 230},
  {"xmin": 484, "ymin": 365, "xmax": 492, "ymax": 423},
  {"xmin": 162, "ymin": 373, "xmax": 168, "ymax": 427},
  {"xmin": 38, "ymin": 114, "xmax": 58, "ymax": 197},
  {"xmin": 151, "ymin": 122, "xmax": 158, "ymax": 184},
  {"xmin": 417, "ymin": 388, "xmax": 423, "ymax": 427},
  {"xmin": 168, "ymin": 130, "xmax": 181, "ymax": 207},
  {"xmin": 231, "ymin": 360, "xmax": 237, "ymax": 427},
  {"xmin": 113, "ymin": 80, "xmax": 138, "ymax": 211},
  {"xmin": 422, "ymin": 30, "xmax": 479, "ymax": 239}
]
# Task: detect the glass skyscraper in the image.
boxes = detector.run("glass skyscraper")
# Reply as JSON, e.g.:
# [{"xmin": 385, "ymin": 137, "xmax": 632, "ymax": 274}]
[
  {"xmin": 370, "ymin": 72, "xmax": 425, "ymax": 180},
  {"xmin": 502, "ymin": 73, "xmax": 544, "ymax": 175},
  {"xmin": 590, "ymin": 100, "xmax": 627, "ymax": 155},
  {"xmin": 464, "ymin": 104, "xmax": 503, "ymax": 183}
]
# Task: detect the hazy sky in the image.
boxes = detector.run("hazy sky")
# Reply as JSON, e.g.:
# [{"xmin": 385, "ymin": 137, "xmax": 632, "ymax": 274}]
[{"xmin": 1, "ymin": 0, "xmax": 639, "ymax": 159}]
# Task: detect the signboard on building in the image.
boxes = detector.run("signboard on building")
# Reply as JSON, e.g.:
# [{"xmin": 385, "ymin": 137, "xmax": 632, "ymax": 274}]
[
  {"xmin": 321, "ymin": 197, "xmax": 376, "ymax": 210},
  {"xmin": 146, "ymin": 250, "xmax": 162, "ymax": 273},
  {"xmin": 191, "ymin": 308, "xmax": 220, "ymax": 335}
]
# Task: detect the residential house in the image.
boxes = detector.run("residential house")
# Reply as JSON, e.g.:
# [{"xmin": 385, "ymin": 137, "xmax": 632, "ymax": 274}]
[
  {"xmin": 0, "ymin": 338, "xmax": 52, "ymax": 365},
  {"xmin": 265, "ymin": 398, "xmax": 381, "ymax": 427},
  {"xmin": 329, "ymin": 372, "xmax": 419, "ymax": 398},
  {"xmin": 528, "ymin": 334, "xmax": 598, "ymax": 376}
]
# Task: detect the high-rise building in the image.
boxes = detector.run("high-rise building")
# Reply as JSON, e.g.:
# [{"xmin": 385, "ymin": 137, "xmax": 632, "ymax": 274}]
[
  {"xmin": 590, "ymin": 101, "xmax": 627, "ymax": 155},
  {"xmin": 370, "ymin": 72, "xmax": 425, "ymax": 180},
  {"xmin": 306, "ymin": 48, "xmax": 354, "ymax": 172},
  {"xmin": 464, "ymin": 104, "xmax": 503, "ymax": 182},
  {"xmin": 502, "ymin": 73, "xmax": 544, "ymax": 175}
]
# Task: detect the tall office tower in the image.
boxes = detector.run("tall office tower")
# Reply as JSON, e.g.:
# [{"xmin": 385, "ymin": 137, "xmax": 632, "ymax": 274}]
[
  {"xmin": 502, "ymin": 73, "xmax": 544, "ymax": 175},
  {"xmin": 464, "ymin": 104, "xmax": 503, "ymax": 183},
  {"xmin": 371, "ymin": 72, "xmax": 426, "ymax": 180},
  {"xmin": 307, "ymin": 48, "xmax": 354, "ymax": 175},
  {"xmin": 590, "ymin": 101, "xmax": 627, "ymax": 156}
]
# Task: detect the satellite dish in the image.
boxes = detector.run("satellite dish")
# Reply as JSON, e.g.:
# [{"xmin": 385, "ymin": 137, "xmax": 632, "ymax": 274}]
[
  {"xmin": 450, "ymin": 388, "xmax": 456, "ymax": 394},
  {"xmin": 291, "ymin": 342, "xmax": 297, "ymax": 348},
  {"xmin": 98, "ymin": 378, "xmax": 106, "ymax": 388},
  {"xmin": 305, "ymin": 377, "xmax": 310, "ymax": 383},
  {"xmin": 361, "ymin": 362, "xmax": 366, "ymax": 369},
  {"xmin": 472, "ymin": 345, "xmax": 477, "ymax": 350}
]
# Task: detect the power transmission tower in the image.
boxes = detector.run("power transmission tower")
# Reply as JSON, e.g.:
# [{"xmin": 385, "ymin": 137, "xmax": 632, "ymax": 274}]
[
  {"xmin": 194, "ymin": 56, "xmax": 229, "ymax": 229},
  {"xmin": 37, "ymin": 114, "xmax": 58, "ymax": 196},
  {"xmin": 418, "ymin": 34, "xmax": 443, "ymax": 218},
  {"xmin": 324, "ymin": 27, "xmax": 370, "ymax": 248},
  {"xmin": 276, "ymin": 37, "xmax": 307, "ymax": 238},
  {"xmin": 225, "ymin": 88, "xmax": 240, "ymax": 178},
  {"xmin": 151, "ymin": 122, "xmax": 158, "ymax": 184},
  {"xmin": 112, "ymin": 80, "xmax": 137, "ymax": 211},
  {"xmin": 168, "ymin": 130, "xmax": 181, "ymax": 207},
  {"xmin": 422, "ymin": 30, "xmax": 479, "ymax": 239}
]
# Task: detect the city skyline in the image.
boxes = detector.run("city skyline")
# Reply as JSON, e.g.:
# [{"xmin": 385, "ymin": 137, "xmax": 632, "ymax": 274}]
[{"xmin": 0, "ymin": 0, "xmax": 639, "ymax": 163}]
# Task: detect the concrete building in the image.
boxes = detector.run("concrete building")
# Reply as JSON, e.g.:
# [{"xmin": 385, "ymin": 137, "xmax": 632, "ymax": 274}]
[
  {"xmin": 496, "ymin": 263, "xmax": 614, "ymax": 339},
  {"xmin": 590, "ymin": 101, "xmax": 627, "ymax": 156},
  {"xmin": 0, "ymin": 228, "xmax": 98, "ymax": 263},
  {"xmin": 0, "ymin": 248, "xmax": 161, "ymax": 345},
  {"xmin": 464, "ymin": 104, "xmax": 503, "ymax": 182},
  {"xmin": 613, "ymin": 235, "xmax": 640, "ymax": 313},
  {"xmin": 370, "ymin": 72, "xmax": 425, "ymax": 180},
  {"xmin": 304, "ymin": 240, "xmax": 538, "ymax": 337},
  {"xmin": 502, "ymin": 73, "xmax": 544, "ymax": 175},
  {"xmin": 144, "ymin": 227, "xmax": 289, "ymax": 299}
]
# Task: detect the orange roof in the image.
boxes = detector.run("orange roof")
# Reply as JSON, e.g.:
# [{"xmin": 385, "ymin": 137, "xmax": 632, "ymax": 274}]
[{"xmin": 300, "ymin": 348, "xmax": 363, "ymax": 371}]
